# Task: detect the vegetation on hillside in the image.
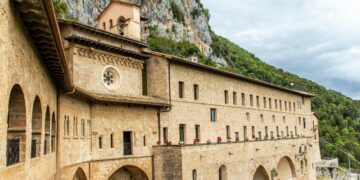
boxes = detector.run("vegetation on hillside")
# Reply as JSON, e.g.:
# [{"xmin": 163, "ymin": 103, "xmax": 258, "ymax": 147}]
[
  {"xmin": 170, "ymin": 1, "xmax": 185, "ymax": 24},
  {"xmin": 210, "ymin": 33, "xmax": 360, "ymax": 168},
  {"xmin": 53, "ymin": 0, "xmax": 78, "ymax": 21}
]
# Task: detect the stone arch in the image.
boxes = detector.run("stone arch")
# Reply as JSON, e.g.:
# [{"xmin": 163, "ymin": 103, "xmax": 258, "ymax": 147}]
[
  {"xmin": 73, "ymin": 167, "xmax": 87, "ymax": 180},
  {"xmin": 192, "ymin": 169, "xmax": 197, "ymax": 180},
  {"xmin": 276, "ymin": 156, "xmax": 296, "ymax": 180},
  {"xmin": 219, "ymin": 165, "xmax": 227, "ymax": 180},
  {"xmin": 108, "ymin": 165, "xmax": 149, "ymax": 180},
  {"xmin": 51, "ymin": 112, "xmax": 56, "ymax": 152},
  {"xmin": 117, "ymin": 16, "xmax": 126, "ymax": 35},
  {"xmin": 253, "ymin": 166, "xmax": 270, "ymax": 180},
  {"xmin": 44, "ymin": 106, "xmax": 50, "ymax": 154},
  {"xmin": 7, "ymin": 84, "xmax": 27, "ymax": 166},
  {"xmin": 31, "ymin": 96, "xmax": 42, "ymax": 158}
]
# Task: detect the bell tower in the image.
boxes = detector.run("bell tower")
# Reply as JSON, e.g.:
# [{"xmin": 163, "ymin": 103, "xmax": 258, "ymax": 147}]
[{"xmin": 96, "ymin": 1, "xmax": 141, "ymax": 41}]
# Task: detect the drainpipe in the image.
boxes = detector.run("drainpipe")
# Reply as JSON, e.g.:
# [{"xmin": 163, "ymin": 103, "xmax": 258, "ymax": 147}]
[{"xmin": 157, "ymin": 108, "xmax": 161, "ymax": 143}]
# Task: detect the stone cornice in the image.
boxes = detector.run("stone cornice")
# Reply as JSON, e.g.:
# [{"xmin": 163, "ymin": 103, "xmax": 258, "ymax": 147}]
[{"xmin": 74, "ymin": 47, "xmax": 144, "ymax": 69}]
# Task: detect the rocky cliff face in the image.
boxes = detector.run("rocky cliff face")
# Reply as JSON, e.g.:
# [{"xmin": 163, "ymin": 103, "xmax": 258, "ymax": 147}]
[{"xmin": 61, "ymin": 0, "xmax": 216, "ymax": 58}]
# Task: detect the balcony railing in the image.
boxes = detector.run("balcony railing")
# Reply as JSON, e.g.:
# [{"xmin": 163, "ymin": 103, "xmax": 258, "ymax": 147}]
[{"xmin": 7, "ymin": 139, "xmax": 20, "ymax": 166}]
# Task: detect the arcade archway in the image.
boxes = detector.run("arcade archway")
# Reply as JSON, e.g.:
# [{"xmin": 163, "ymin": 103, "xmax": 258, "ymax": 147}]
[
  {"xmin": 108, "ymin": 165, "xmax": 149, "ymax": 180},
  {"xmin": 253, "ymin": 166, "xmax": 269, "ymax": 180},
  {"xmin": 276, "ymin": 157, "xmax": 296, "ymax": 180}
]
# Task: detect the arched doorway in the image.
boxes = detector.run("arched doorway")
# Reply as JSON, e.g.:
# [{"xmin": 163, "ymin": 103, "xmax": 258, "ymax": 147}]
[
  {"xmin": 73, "ymin": 168, "xmax": 87, "ymax": 180},
  {"xmin": 7, "ymin": 84, "xmax": 26, "ymax": 166},
  {"xmin": 277, "ymin": 157, "xmax": 296, "ymax": 180},
  {"xmin": 44, "ymin": 106, "xmax": 50, "ymax": 154},
  {"xmin": 219, "ymin": 165, "xmax": 227, "ymax": 180},
  {"xmin": 108, "ymin": 165, "xmax": 148, "ymax": 180},
  {"xmin": 31, "ymin": 96, "xmax": 42, "ymax": 158},
  {"xmin": 253, "ymin": 166, "xmax": 269, "ymax": 180}
]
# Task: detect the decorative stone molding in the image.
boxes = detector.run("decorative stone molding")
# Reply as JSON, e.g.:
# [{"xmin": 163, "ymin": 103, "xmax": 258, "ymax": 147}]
[{"xmin": 74, "ymin": 47, "xmax": 144, "ymax": 69}]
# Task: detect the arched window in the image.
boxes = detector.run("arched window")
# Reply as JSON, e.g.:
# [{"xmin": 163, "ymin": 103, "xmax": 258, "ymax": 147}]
[
  {"xmin": 44, "ymin": 107, "xmax": 50, "ymax": 154},
  {"xmin": 118, "ymin": 16, "xmax": 126, "ymax": 35},
  {"xmin": 31, "ymin": 96, "xmax": 42, "ymax": 158},
  {"xmin": 303, "ymin": 118, "xmax": 306, "ymax": 129},
  {"xmin": 109, "ymin": 19, "xmax": 113, "ymax": 27},
  {"xmin": 300, "ymin": 160, "xmax": 304, "ymax": 174},
  {"xmin": 51, "ymin": 112, "xmax": 56, "ymax": 152},
  {"xmin": 103, "ymin": 22, "xmax": 106, "ymax": 30},
  {"xmin": 219, "ymin": 165, "xmax": 227, "ymax": 180},
  {"xmin": 192, "ymin": 169, "xmax": 197, "ymax": 180},
  {"xmin": 7, "ymin": 84, "xmax": 26, "ymax": 166}
]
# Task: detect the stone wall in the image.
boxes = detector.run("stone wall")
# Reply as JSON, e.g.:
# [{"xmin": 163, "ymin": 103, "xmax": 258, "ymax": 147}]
[{"xmin": 0, "ymin": 0, "xmax": 58, "ymax": 178}]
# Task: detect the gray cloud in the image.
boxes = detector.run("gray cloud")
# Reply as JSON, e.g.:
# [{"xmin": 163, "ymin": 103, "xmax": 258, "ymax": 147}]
[{"xmin": 203, "ymin": 0, "xmax": 360, "ymax": 99}]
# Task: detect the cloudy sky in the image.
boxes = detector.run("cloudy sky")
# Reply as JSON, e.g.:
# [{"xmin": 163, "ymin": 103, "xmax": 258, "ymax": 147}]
[{"xmin": 202, "ymin": 0, "xmax": 360, "ymax": 100}]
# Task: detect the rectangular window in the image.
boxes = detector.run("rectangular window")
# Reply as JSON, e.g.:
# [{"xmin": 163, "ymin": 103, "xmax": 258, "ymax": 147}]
[
  {"xmin": 269, "ymin": 98, "xmax": 272, "ymax": 109},
  {"xmin": 295, "ymin": 126, "xmax": 298, "ymax": 136},
  {"xmin": 265, "ymin": 126, "xmax": 268, "ymax": 137},
  {"xmin": 276, "ymin": 126, "xmax": 279, "ymax": 137},
  {"xmin": 250, "ymin": 95, "xmax": 254, "ymax": 107},
  {"xmin": 258, "ymin": 131, "xmax": 262, "ymax": 140},
  {"xmin": 302, "ymin": 96, "xmax": 305, "ymax": 105},
  {"xmin": 251, "ymin": 126, "xmax": 255, "ymax": 139},
  {"xmin": 193, "ymin": 84, "xmax": 199, "ymax": 100},
  {"xmin": 286, "ymin": 126, "xmax": 289, "ymax": 136},
  {"xmin": 98, "ymin": 136, "xmax": 102, "ymax": 149},
  {"xmin": 224, "ymin": 90, "xmax": 229, "ymax": 104},
  {"xmin": 67, "ymin": 117, "xmax": 70, "ymax": 137},
  {"xmin": 195, "ymin": 125, "xmax": 200, "ymax": 139},
  {"xmin": 263, "ymin": 97, "xmax": 267, "ymax": 108},
  {"xmin": 241, "ymin": 93, "xmax": 245, "ymax": 106},
  {"xmin": 272, "ymin": 115, "xmax": 276, "ymax": 123},
  {"xmin": 123, "ymin": 131, "xmax": 132, "ymax": 155},
  {"xmin": 163, "ymin": 127, "xmax": 168, "ymax": 142},
  {"xmin": 246, "ymin": 112, "xmax": 250, "ymax": 121},
  {"xmin": 260, "ymin": 114, "xmax": 264, "ymax": 122},
  {"xmin": 275, "ymin": 99, "xmax": 278, "ymax": 110},
  {"xmin": 271, "ymin": 131, "xmax": 274, "ymax": 139},
  {"xmin": 256, "ymin": 96, "xmax": 260, "ymax": 108},
  {"xmin": 233, "ymin": 92, "xmax": 237, "ymax": 105},
  {"xmin": 226, "ymin": 126, "xmax": 230, "ymax": 139},
  {"xmin": 179, "ymin": 124, "xmax": 186, "ymax": 142},
  {"xmin": 243, "ymin": 126, "xmax": 247, "ymax": 140},
  {"xmin": 299, "ymin": 117, "xmax": 301, "ymax": 125},
  {"xmin": 81, "ymin": 119, "xmax": 85, "ymax": 137},
  {"xmin": 110, "ymin": 134, "xmax": 113, "ymax": 148},
  {"xmin": 143, "ymin": 136, "xmax": 146, "ymax": 146},
  {"xmin": 179, "ymin": 81, "xmax": 184, "ymax": 98},
  {"xmin": 64, "ymin": 115, "xmax": 67, "ymax": 137},
  {"xmin": 293, "ymin": 102, "xmax": 296, "ymax": 112},
  {"xmin": 210, "ymin": 108, "xmax": 217, "ymax": 122},
  {"xmin": 303, "ymin": 118, "xmax": 306, "ymax": 129},
  {"xmin": 87, "ymin": 120, "xmax": 91, "ymax": 137},
  {"xmin": 73, "ymin": 117, "xmax": 78, "ymax": 137},
  {"xmin": 289, "ymin": 101, "xmax": 292, "ymax": 111},
  {"xmin": 279, "ymin": 100, "xmax": 283, "ymax": 111},
  {"xmin": 235, "ymin": 132, "xmax": 239, "ymax": 141},
  {"xmin": 285, "ymin": 101, "xmax": 288, "ymax": 111}
]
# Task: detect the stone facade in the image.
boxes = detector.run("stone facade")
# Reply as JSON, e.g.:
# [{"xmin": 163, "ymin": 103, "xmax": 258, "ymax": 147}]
[{"xmin": 0, "ymin": 1, "xmax": 320, "ymax": 180}]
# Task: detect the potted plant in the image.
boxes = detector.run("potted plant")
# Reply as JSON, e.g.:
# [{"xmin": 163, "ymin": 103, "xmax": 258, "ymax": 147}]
[
  {"xmin": 217, "ymin": 137, "xmax": 222, "ymax": 143},
  {"xmin": 193, "ymin": 138, "xmax": 200, "ymax": 144},
  {"xmin": 227, "ymin": 137, "xmax": 231, "ymax": 142}
]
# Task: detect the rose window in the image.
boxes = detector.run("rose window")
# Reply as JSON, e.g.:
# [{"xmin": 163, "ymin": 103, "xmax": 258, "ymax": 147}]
[
  {"xmin": 102, "ymin": 66, "xmax": 120, "ymax": 90},
  {"xmin": 103, "ymin": 71, "xmax": 114, "ymax": 86}
]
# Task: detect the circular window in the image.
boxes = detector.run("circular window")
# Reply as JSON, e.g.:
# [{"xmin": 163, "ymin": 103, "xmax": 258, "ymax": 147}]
[{"xmin": 102, "ymin": 66, "xmax": 120, "ymax": 91}]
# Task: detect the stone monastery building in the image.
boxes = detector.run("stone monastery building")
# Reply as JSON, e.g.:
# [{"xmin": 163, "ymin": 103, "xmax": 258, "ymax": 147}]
[{"xmin": 0, "ymin": 0, "xmax": 321, "ymax": 179}]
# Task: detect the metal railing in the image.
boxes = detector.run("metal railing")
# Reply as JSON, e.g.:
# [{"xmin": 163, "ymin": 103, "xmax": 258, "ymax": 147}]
[
  {"xmin": 7, "ymin": 139, "xmax": 20, "ymax": 166},
  {"xmin": 31, "ymin": 139, "xmax": 36, "ymax": 158},
  {"xmin": 123, "ymin": 142, "xmax": 132, "ymax": 155}
]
